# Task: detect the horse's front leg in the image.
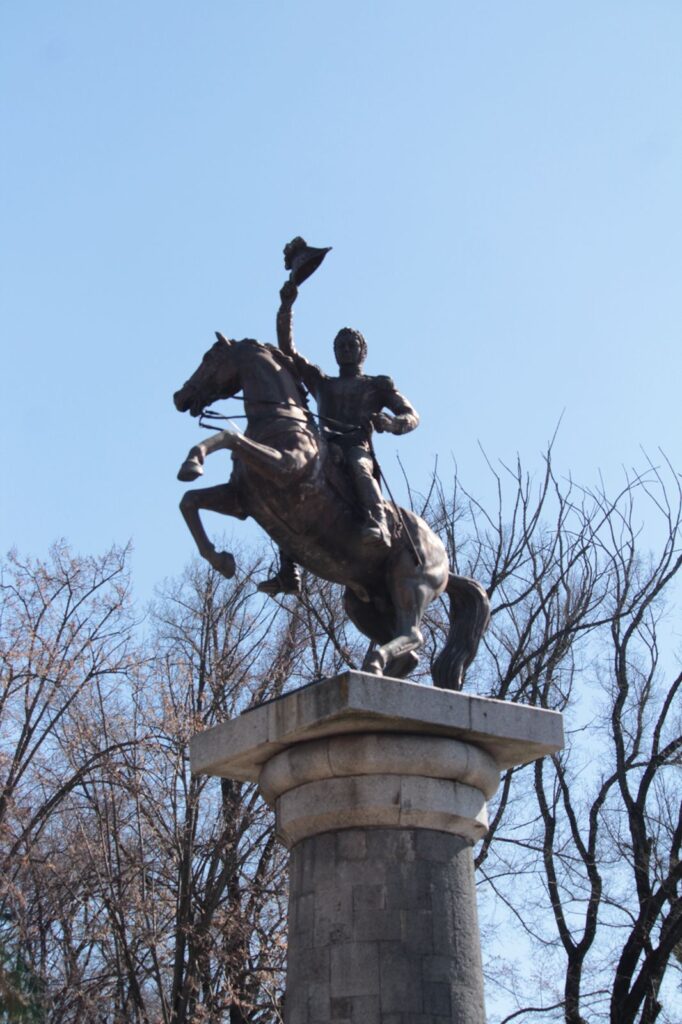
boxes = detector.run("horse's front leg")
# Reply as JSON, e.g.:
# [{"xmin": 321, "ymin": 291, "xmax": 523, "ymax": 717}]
[
  {"xmin": 178, "ymin": 429, "xmax": 316, "ymax": 483},
  {"xmin": 178, "ymin": 430, "xmax": 236, "ymax": 482},
  {"xmin": 179, "ymin": 480, "xmax": 247, "ymax": 578},
  {"xmin": 230, "ymin": 431, "xmax": 317, "ymax": 479}
]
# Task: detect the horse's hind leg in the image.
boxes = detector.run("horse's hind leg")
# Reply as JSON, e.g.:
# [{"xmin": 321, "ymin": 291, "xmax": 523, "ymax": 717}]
[
  {"xmin": 179, "ymin": 479, "xmax": 247, "ymax": 578},
  {"xmin": 345, "ymin": 590, "xmax": 391, "ymax": 644},
  {"xmin": 361, "ymin": 576, "xmax": 430, "ymax": 677},
  {"xmin": 346, "ymin": 590, "xmax": 419, "ymax": 679}
]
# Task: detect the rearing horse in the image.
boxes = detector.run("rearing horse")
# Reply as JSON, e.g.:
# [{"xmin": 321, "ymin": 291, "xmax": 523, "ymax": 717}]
[{"xmin": 174, "ymin": 335, "xmax": 489, "ymax": 687}]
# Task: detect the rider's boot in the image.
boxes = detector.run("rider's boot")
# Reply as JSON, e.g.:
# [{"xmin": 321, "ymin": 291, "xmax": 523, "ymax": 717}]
[
  {"xmin": 361, "ymin": 512, "xmax": 391, "ymax": 548},
  {"xmin": 257, "ymin": 556, "xmax": 302, "ymax": 597}
]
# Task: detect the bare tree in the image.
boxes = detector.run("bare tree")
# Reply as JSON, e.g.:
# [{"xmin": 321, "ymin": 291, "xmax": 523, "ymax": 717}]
[
  {"xmin": 0, "ymin": 536, "xmax": 372, "ymax": 1023},
  {"xmin": 2, "ymin": 449, "xmax": 680, "ymax": 1024},
  {"xmin": 422, "ymin": 452, "xmax": 681, "ymax": 1024},
  {"xmin": 0, "ymin": 542, "xmax": 135, "ymax": 1021}
]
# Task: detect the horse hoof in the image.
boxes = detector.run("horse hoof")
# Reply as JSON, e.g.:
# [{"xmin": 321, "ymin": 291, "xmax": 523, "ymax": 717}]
[
  {"xmin": 386, "ymin": 651, "xmax": 419, "ymax": 678},
  {"xmin": 177, "ymin": 458, "xmax": 204, "ymax": 482},
  {"xmin": 362, "ymin": 650, "xmax": 384, "ymax": 675},
  {"xmin": 211, "ymin": 551, "xmax": 236, "ymax": 578}
]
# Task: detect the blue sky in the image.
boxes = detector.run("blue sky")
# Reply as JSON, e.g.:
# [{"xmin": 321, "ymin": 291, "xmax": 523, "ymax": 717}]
[{"xmin": 2, "ymin": 2, "xmax": 681, "ymax": 600}]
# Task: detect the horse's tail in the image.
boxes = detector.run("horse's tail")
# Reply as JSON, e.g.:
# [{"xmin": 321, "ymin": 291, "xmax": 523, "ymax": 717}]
[{"xmin": 432, "ymin": 574, "xmax": 490, "ymax": 690}]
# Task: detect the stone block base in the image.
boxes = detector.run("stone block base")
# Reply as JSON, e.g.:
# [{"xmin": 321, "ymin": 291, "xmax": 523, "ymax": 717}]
[
  {"xmin": 190, "ymin": 674, "xmax": 564, "ymax": 1023},
  {"xmin": 285, "ymin": 828, "xmax": 485, "ymax": 1024}
]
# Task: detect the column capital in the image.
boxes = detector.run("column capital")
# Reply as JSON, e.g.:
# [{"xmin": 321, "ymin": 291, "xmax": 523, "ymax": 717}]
[
  {"xmin": 191, "ymin": 671, "xmax": 564, "ymax": 781},
  {"xmin": 262, "ymin": 733, "xmax": 500, "ymax": 846}
]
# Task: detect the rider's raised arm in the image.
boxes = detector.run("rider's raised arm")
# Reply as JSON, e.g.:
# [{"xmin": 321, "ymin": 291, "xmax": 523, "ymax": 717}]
[
  {"xmin": 375, "ymin": 377, "xmax": 420, "ymax": 436},
  {"xmin": 276, "ymin": 280, "xmax": 299, "ymax": 357},
  {"xmin": 276, "ymin": 280, "xmax": 326, "ymax": 399}
]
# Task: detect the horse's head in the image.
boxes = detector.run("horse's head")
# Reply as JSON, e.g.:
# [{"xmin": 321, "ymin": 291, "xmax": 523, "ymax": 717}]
[{"xmin": 173, "ymin": 333, "xmax": 242, "ymax": 417}]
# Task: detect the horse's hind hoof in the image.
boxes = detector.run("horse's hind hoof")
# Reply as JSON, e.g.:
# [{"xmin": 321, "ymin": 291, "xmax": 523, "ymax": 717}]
[
  {"xmin": 362, "ymin": 650, "xmax": 385, "ymax": 676},
  {"xmin": 177, "ymin": 457, "xmax": 204, "ymax": 482},
  {"xmin": 386, "ymin": 651, "xmax": 419, "ymax": 679}
]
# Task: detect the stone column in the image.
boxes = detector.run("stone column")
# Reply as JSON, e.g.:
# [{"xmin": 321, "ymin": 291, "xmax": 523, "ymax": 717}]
[
  {"xmin": 191, "ymin": 672, "xmax": 564, "ymax": 1024},
  {"xmin": 286, "ymin": 829, "xmax": 482, "ymax": 1023},
  {"xmin": 267, "ymin": 732, "xmax": 494, "ymax": 1022}
]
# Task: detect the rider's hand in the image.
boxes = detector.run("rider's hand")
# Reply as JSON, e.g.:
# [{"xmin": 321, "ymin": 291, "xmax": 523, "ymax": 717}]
[
  {"xmin": 279, "ymin": 280, "xmax": 299, "ymax": 305},
  {"xmin": 372, "ymin": 412, "xmax": 395, "ymax": 434}
]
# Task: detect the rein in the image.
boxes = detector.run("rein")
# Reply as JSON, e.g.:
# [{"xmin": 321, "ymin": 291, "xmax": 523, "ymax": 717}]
[
  {"xmin": 198, "ymin": 393, "xmax": 307, "ymax": 431},
  {"xmin": 199, "ymin": 394, "xmax": 363, "ymax": 435}
]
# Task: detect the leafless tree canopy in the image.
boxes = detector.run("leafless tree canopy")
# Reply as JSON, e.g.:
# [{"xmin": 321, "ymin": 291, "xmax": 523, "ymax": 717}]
[
  {"xmin": 423, "ymin": 452, "xmax": 682, "ymax": 1024},
  {"xmin": 1, "ymin": 452, "xmax": 680, "ymax": 1023}
]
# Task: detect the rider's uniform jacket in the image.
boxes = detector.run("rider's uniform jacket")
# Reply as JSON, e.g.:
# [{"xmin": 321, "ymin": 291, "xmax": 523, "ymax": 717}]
[
  {"xmin": 276, "ymin": 301, "xmax": 418, "ymax": 448},
  {"xmin": 284, "ymin": 353, "xmax": 418, "ymax": 449},
  {"xmin": 274, "ymin": 301, "xmax": 419, "ymax": 533}
]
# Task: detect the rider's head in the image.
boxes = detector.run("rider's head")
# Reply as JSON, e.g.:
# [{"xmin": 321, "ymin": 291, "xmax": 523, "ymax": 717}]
[{"xmin": 334, "ymin": 327, "xmax": 367, "ymax": 368}]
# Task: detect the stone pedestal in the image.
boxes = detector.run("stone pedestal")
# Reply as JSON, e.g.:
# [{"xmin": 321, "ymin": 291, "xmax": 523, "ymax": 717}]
[{"xmin": 191, "ymin": 672, "xmax": 564, "ymax": 1023}]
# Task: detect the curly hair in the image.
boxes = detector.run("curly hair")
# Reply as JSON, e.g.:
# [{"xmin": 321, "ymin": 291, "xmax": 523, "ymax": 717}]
[{"xmin": 333, "ymin": 327, "xmax": 367, "ymax": 364}]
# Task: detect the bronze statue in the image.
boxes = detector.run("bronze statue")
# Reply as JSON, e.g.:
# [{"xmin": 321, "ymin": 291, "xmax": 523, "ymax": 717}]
[
  {"xmin": 173, "ymin": 239, "xmax": 489, "ymax": 688},
  {"xmin": 276, "ymin": 295, "xmax": 417, "ymax": 543},
  {"xmin": 254, "ymin": 264, "xmax": 420, "ymax": 596}
]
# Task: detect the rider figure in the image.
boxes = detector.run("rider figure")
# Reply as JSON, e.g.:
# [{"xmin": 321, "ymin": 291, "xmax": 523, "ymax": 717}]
[{"xmin": 257, "ymin": 269, "xmax": 419, "ymax": 597}]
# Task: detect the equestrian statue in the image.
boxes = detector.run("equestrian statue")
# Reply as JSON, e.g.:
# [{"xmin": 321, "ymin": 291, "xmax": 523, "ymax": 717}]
[{"xmin": 173, "ymin": 238, "xmax": 489, "ymax": 687}]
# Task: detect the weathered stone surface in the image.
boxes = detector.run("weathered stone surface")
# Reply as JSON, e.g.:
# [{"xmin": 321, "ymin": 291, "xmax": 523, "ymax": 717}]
[
  {"xmin": 259, "ymin": 732, "xmax": 500, "ymax": 805},
  {"xmin": 275, "ymin": 773, "xmax": 488, "ymax": 847},
  {"xmin": 286, "ymin": 828, "xmax": 486, "ymax": 1023},
  {"xmin": 189, "ymin": 677, "xmax": 564, "ymax": 1023},
  {"xmin": 190, "ymin": 672, "xmax": 564, "ymax": 780}
]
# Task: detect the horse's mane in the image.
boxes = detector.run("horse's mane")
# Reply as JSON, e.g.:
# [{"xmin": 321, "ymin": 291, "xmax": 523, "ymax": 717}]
[{"xmin": 263, "ymin": 343, "xmax": 310, "ymax": 410}]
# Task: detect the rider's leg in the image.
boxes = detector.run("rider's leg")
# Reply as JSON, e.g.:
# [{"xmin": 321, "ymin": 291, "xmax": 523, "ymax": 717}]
[
  {"xmin": 257, "ymin": 551, "xmax": 302, "ymax": 597},
  {"xmin": 347, "ymin": 446, "xmax": 390, "ymax": 546}
]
